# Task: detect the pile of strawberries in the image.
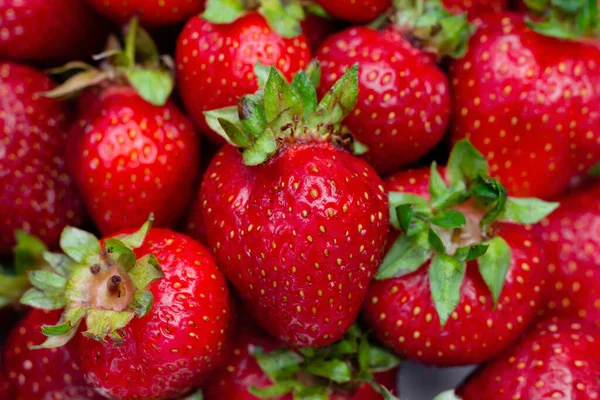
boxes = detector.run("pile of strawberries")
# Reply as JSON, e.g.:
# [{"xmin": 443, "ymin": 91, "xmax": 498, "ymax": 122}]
[{"xmin": 1, "ymin": 0, "xmax": 599, "ymax": 399}]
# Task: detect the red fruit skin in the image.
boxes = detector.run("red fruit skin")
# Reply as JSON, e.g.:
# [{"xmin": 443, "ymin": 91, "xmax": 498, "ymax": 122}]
[
  {"xmin": 0, "ymin": 0, "xmax": 107, "ymax": 64},
  {"xmin": 0, "ymin": 369, "xmax": 12, "ymax": 399},
  {"xmin": 197, "ymin": 142, "xmax": 389, "ymax": 348},
  {"xmin": 3, "ymin": 309, "xmax": 102, "ymax": 400},
  {"xmin": 457, "ymin": 318, "xmax": 600, "ymax": 400},
  {"xmin": 84, "ymin": 0, "xmax": 204, "ymax": 27},
  {"xmin": 535, "ymin": 182, "xmax": 600, "ymax": 327},
  {"xmin": 176, "ymin": 12, "xmax": 311, "ymax": 144},
  {"xmin": 317, "ymin": 27, "xmax": 450, "ymax": 175},
  {"xmin": 301, "ymin": 15, "xmax": 337, "ymax": 54},
  {"xmin": 77, "ymin": 229, "xmax": 233, "ymax": 400},
  {"xmin": 0, "ymin": 62, "xmax": 84, "ymax": 255},
  {"xmin": 363, "ymin": 167, "xmax": 547, "ymax": 366},
  {"xmin": 315, "ymin": 0, "xmax": 391, "ymax": 23},
  {"xmin": 442, "ymin": 0, "xmax": 508, "ymax": 15},
  {"xmin": 450, "ymin": 13, "xmax": 600, "ymax": 199},
  {"xmin": 202, "ymin": 328, "xmax": 398, "ymax": 400},
  {"xmin": 68, "ymin": 86, "xmax": 200, "ymax": 236}
]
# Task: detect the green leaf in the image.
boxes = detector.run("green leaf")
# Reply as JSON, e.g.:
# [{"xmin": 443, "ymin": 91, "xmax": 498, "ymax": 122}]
[
  {"xmin": 43, "ymin": 252, "xmax": 76, "ymax": 276},
  {"xmin": 128, "ymin": 254, "xmax": 164, "ymax": 290},
  {"xmin": 351, "ymin": 139, "xmax": 369, "ymax": 155},
  {"xmin": 375, "ymin": 232, "xmax": 431, "ymax": 280},
  {"xmin": 125, "ymin": 68, "xmax": 173, "ymax": 106},
  {"xmin": 430, "ymin": 210, "xmax": 466, "ymax": 229},
  {"xmin": 264, "ymin": 68, "xmax": 303, "ymax": 135},
  {"xmin": 254, "ymin": 62, "xmax": 272, "ymax": 88},
  {"xmin": 204, "ymin": 106, "xmax": 241, "ymax": 145},
  {"xmin": 41, "ymin": 322, "xmax": 71, "ymax": 336},
  {"xmin": 305, "ymin": 359, "xmax": 352, "ymax": 384},
  {"xmin": 119, "ymin": 216, "xmax": 154, "ymax": 248},
  {"xmin": 291, "ymin": 71, "xmax": 318, "ymax": 115},
  {"xmin": 83, "ymin": 309, "xmax": 135, "ymax": 343},
  {"xmin": 455, "ymin": 244, "xmax": 488, "ymax": 262},
  {"xmin": 498, "ymin": 197, "xmax": 560, "ymax": 224},
  {"xmin": 14, "ymin": 231, "xmax": 47, "ymax": 274},
  {"xmin": 477, "ymin": 236, "xmax": 511, "ymax": 305},
  {"xmin": 249, "ymin": 382, "xmax": 296, "ymax": 398},
  {"xmin": 253, "ymin": 348, "xmax": 303, "ymax": 381},
  {"xmin": 181, "ymin": 389, "xmax": 204, "ymax": 400},
  {"xmin": 242, "ymin": 132, "xmax": 278, "ymax": 166},
  {"xmin": 388, "ymin": 192, "xmax": 431, "ymax": 230},
  {"xmin": 431, "ymin": 181, "xmax": 468, "ymax": 210},
  {"xmin": 133, "ymin": 25, "xmax": 160, "ymax": 65},
  {"xmin": 304, "ymin": 60, "xmax": 322, "ymax": 89},
  {"xmin": 0, "ymin": 274, "xmax": 30, "ymax": 299},
  {"xmin": 294, "ymin": 385, "xmax": 329, "ymax": 400},
  {"xmin": 260, "ymin": 0, "xmax": 304, "ymax": 38},
  {"xmin": 304, "ymin": 1, "xmax": 330, "ymax": 18},
  {"xmin": 60, "ymin": 227, "xmax": 100, "ymax": 264},
  {"xmin": 20, "ymin": 288, "xmax": 65, "ymax": 310},
  {"xmin": 239, "ymin": 94, "xmax": 268, "ymax": 138},
  {"xmin": 429, "ymin": 162, "xmax": 449, "ymax": 206},
  {"xmin": 28, "ymin": 271, "xmax": 67, "ymax": 294},
  {"xmin": 42, "ymin": 69, "xmax": 110, "ymax": 99},
  {"xmin": 447, "ymin": 139, "xmax": 489, "ymax": 185},
  {"xmin": 202, "ymin": 0, "xmax": 246, "ymax": 24},
  {"xmin": 434, "ymin": 390, "xmax": 463, "ymax": 400},
  {"xmin": 428, "ymin": 227, "xmax": 446, "ymax": 253},
  {"xmin": 122, "ymin": 17, "xmax": 139, "ymax": 68},
  {"xmin": 429, "ymin": 254, "xmax": 466, "ymax": 326},
  {"xmin": 32, "ymin": 318, "xmax": 82, "ymax": 349},
  {"xmin": 396, "ymin": 204, "xmax": 414, "ymax": 233},
  {"xmin": 129, "ymin": 290, "xmax": 154, "ymax": 318},
  {"xmin": 365, "ymin": 344, "xmax": 401, "ymax": 372},
  {"xmin": 220, "ymin": 118, "xmax": 251, "ymax": 147}
]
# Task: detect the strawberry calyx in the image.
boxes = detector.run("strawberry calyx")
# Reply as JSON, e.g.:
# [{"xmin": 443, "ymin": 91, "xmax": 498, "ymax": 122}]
[
  {"xmin": 204, "ymin": 62, "xmax": 360, "ymax": 165},
  {"xmin": 249, "ymin": 325, "xmax": 400, "ymax": 400},
  {"xmin": 43, "ymin": 17, "xmax": 173, "ymax": 106},
  {"xmin": 433, "ymin": 390, "xmax": 461, "ymax": 400},
  {"xmin": 19, "ymin": 215, "xmax": 164, "ymax": 349},
  {"xmin": 202, "ymin": 0, "xmax": 328, "ymax": 38},
  {"xmin": 524, "ymin": 0, "xmax": 599, "ymax": 40},
  {"xmin": 385, "ymin": 0, "xmax": 475, "ymax": 59},
  {"xmin": 375, "ymin": 140, "xmax": 559, "ymax": 326}
]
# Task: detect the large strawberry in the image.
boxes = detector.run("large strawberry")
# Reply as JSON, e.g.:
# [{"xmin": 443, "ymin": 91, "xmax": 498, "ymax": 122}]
[
  {"xmin": 176, "ymin": 0, "xmax": 311, "ymax": 144},
  {"xmin": 449, "ymin": 7, "xmax": 600, "ymax": 198},
  {"xmin": 84, "ymin": 0, "xmax": 205, "ymax": 27},
  {"xmin": 0, "ymin": 0, "xmax": 107, "ymax": 64},
  {"xmin": 48, "ymin": 18, "xmax": 200, "ymax": 236},
  {"xmin": 3, "ymin": 309, "xmax": 102, "ymax": 400},
  {"xmin": 203, "ymin": 324, "xmax": 400, "ymax": 400},
  {"xmin": 442, "ymin": 318, "xmax": 600, "ymax": 400},
  {"xmin": 194, "ymin": 65, "xmax": 389, "ymax": 348},
  {"xmin": 314, "ymin": 0, "xmax": 391, "ymax": 23},
  {"xmin": 535, "ymin": 182, "xmax": 600, "ymax": 327},
  {"xmin": 316, "ymin": 1, "xmax": 473, "ymax": 175},
  {"xmin": 0, "ymin": 62, "xmax": 84, "ymax": 255},
  {"xmin": 363, "ymin": 140, "xmax": 558, "ymax": 366},
  {"xmin": 442, "ymin": 0, "xmax": 508, "ymax": 15},
  {"xmin": 19, "ymin": 218, "xmax": 234, "ymax": 400}
]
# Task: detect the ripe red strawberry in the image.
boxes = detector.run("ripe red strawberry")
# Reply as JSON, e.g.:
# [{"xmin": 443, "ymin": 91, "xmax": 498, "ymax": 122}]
[
  {"xmin": 314, "ymin": 0, "xmax": 391, "ymax": 23},
  {"xmin": 176, "ymin": 4, "xmax": 311, "ymax": 144},
  {"xmin": 3, "ymin": 309, "xmax": 102, "ymax": 400},
  {"xmin": 203, "ymin": 325, "xmax": 400, "ymax": 400},
  {"xmin": 0, "ymin": 0, "xmax": 107, "ymax": 64},
  {"xmin": 535, "ymin": 182, "xmax": 600, "ymax": 327},
  {"xmin": 0, "ymin": 370, "xmax": 11, "ymax": 399},
  {"xmin": 449, "ymin": 11, "xmax": 600, "ymax": 198},
  {"xmin": 363, "ymin": 140, "xmax": 558, "ymax": 366},
  {"xmin": 442, "ymin": 0, "xmax": 508, "ymax": 15},
  {"xmin": 0, "ymin": 62, "xmax": 84, "ymax": 255},
  {"xmin": 194, "ymin": 66, "xmax": 389, "ymax": 348},
  {"xmin": 84, "ymin": 0, "xmax": 205, "ymax": 26},
  {"xmin": 453, "ymin": 318, "xmax": 600, "ymax": 400},
  {"xmin": 20, "ymin": 219, "xmax": 234, "ymax": 400},
  {"xmin": 316, "ymin": 1, "xmax": 472, "ymax": 175}
]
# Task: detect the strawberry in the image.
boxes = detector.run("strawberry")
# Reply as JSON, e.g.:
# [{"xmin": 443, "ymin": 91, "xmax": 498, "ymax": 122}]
[
  {"xmin": 0, "ymin": 62, "xmax": 84, "ymax": 255},
  {"xmin": 46, "ymin": 18, "xmax": 200, "ymax": 236},
  {"xmin": 535, "ymin": 182, "xmax": 600, "ymax": 327},
  {"xmin": 302, "ymin": 14, "xmax": 337, "ymax": 54},
  {"xmin": 448, "ymin": 318, "xmax": 600, "ymax": 400},
  {"xmin": 176, "ymin": 0, "xmax": 311, "ymax": 144},
  {"xmin": 449, "ymin": 9, "xmax": 600, "ymax": 198},
  {"xmin": 84, "ymin": 0, "xmax": 205, "ymax": 27},
  {"xmin": 19, "ymin": 218, "xmax": 234, "ymax": 400},
  {"xmin": 194, "ymin": 65, "xmax": 389, "ymax": 348},
  {"xmin": 363, "ymin": 140, "xmax": 558, "ymax": 366},
  {"xmin": 202, "ymin": 324, "xmax": 400, "ymax": 400},
  {"xmin": 0, "ymin": 370, "xmax": 11, "ymax": 399},
  {"xmin": 442, "ymin": 0, "xmax": 508, "ymax": 15},
  {"xmin": 3, "ymin": 309, "xmax": 102, "ymax": 400},
  {"xmin": 314, "ymin": 0, "xmax": 391, "ymax": 23},
  {"xmin": 0, "ymin": 0, "xmax": 107, "ymax": 64},
  {"xmin": 316, "ymin": 2, "xmax": 473, "ymax": 175}
]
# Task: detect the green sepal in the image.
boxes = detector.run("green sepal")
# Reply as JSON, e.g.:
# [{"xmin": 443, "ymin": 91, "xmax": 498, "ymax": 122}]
[
  {"xmin": 42, "ymin": 69, "xmax": 111, "ymax": 99},
  {"xmin": 43, "ymin": 252, "xmax": 76, "ymax": 276},
  {"xmin": 434, "ymin": 390, "xmax": 462, "ymax": 400},
  {"xmin": 264, "ymin": 67, "xmax": 304, "ymax": 135},
  {"xmin": 396, "ymin": 204, "xmax": 415, "ymax": 233},
  {"xmin": 305, "ymin": 359, "xmax": 352, "ymax": 384},
  {"xmin": 291, "ymin": 71, "xmax": 318, "ymax": 115},
  {"xmin": 429, "ymin": 253, "xmax": 466, "ymax": 326},
  {"xmin": 477, "ymin": 236, "xmax": 511, "ymax": 305},
  {"xmin": 14, "ymin": 231, "xmax": 47, "ymax": 274},
  {"xmin": 429, "ymin": 210, "xmax": 466, "ymax": 229},
  {"xmin": 242, "ymin": 132, "xmax": 279, "ymax": 166},
  {"xmin": 20, "ymin": 288, "xmax": 65, "ymax": 310},
  {"xmin": 260, "ymin": 0, "xmax": 305, "ymax": 38},
  {"xmin": 428, "ymin": 227, "xmax": 446, "ymax": 253},
  {"xmin": 239, "ymin": 94, "xmax": 268, "ymax": 138},
  {"xmin": 129, "ymin": 290, "xmax": 155, "ymax": 318},
  {"xmin": 388, "ymin": 192, "xmax": 432, "ymax": 230},
  {"xmin": 589, "ymin": 161, "xmax": 600, "ymax": 176},
  {"xmin": 498, "ymin": 197, "xmax": 559, "ymax": 224},
  {"xmin": 469, "ymin": 177, "xmax": 508, "ymax": 225},
  {"xmin": 304, "ymin": 1, "xmax": 329, "ymax": 18},
  {"xmin": 128, "ymin": 254, "xmax": 163, "ymax": 290},
  {"xmin": 447, "ymin": 139, "xmax": 489, "ymax": 185},
  {"xmin": 202, "ymin": 0, "xmax": 247, "ymax": 24},
  {"xmin": 125, "ymin": 68, "xmax": 173, "ymax": 107},
  {"xmin": 253, "ymin": 347, "xmax": 303, "ymax": 381},
  {"xmin": 351, "ymin": 139, "xmax": 369, "ymax": 155},
  {"xmin": 59, "ymin": 226, "xmax": 101, "ymax": 264},
  {"xmin": 249, "ymin": 382, "xmax": 296, "ymax": 398},
  {"xmin": 181, "ymin": 389, "xmax": 205, "ymax": 400},
  {"xmin": 28, "ymin": 271, "xmax": 67, "ymax": 294},
  {"xmin": 455, "ymin": 244, "xmax": 488, "ymax": 262},
  {"xmin": 83, "ymin": 309, "xmax": 135, "ymax": 343},
  {"xmin": 525, "ymin": 0, "xmax": 599, "ymax": 40},
  {"xmin": 293, "ymin": 385, "xmax": 329, "ymax": 400},
  {"xmin": 32, "ymin": 318, "xmax": 82, "ymax": 349},
  {"xmin": 0, "ymin": 273, "xmax": 32, "ymax": 307},
  {"xmin": 204, "ymin": 106, "xmax": 240, "ymax": 145},
  {"xmin": 376, "ymin": 232, "xmax": 431, "ymax": 280}
]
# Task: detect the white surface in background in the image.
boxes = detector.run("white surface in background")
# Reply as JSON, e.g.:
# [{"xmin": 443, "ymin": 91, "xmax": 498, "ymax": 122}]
[{"xmin": 397, "ymin": 362, "xmax": 476, "ymax": 400}]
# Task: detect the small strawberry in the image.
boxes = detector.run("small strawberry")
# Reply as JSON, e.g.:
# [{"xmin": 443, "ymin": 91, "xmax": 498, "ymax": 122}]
[
  {"xmin": 449, "ymin": 8, "xmax": 600, "ymax": 198},
  {"xmin": 0, "ymin": 0, "xmax": 107, "ymax": 64},
  {"xmin": 363, "ymin": 140, "xmax": 558, "ymax": 366},
  {"xmin": 84, "ymin": 0, "xmax": 205, "ymax": 27},
  {"xmin": 316, "ymin": 2, "xmax": 473, "ymax": 175},
  {"xmin": 535, "ymin": 182, "xmax": 600, "ymax": 327},
  {"xmin": 176, "ymin": 0, "xmax": 311, "ymax": 144},
  {"xmin": 3, "ymin": 309, "xmax": 102, "ymax": 400},
  {"xmin": 314, "ymin": 0, "xmax": 391, "ymax": 23},
  {"xmin": 0, "ymin": 62, "xmax": 84, "ymax": 255},
  {"xmin": 442, "ymin": 0, "xmax": 508, "ymax": 15},
  {"xmin": 48, "ymin": 18, "xmax": 200, "ymax": 236},
  {"xmin": 448, "ymin": 318, "xmax": 600, "ymax": 400},
  {"xmin": 194, "ymin": 65, "xmax": 389, "ymax": 348},
  {"xmin": 202, "ymin": 324, "xmax": 400, "ymax": 400},
  {"xmin": 19, "ymin": 217, "xmax": 234, "ymax": 400}
]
